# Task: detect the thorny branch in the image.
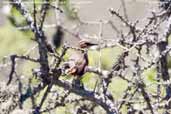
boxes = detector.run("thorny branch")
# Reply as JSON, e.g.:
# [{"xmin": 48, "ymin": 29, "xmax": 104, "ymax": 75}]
[{"xmin": 2, "ymin": 0, "xmax": 171, "ymax": 114}]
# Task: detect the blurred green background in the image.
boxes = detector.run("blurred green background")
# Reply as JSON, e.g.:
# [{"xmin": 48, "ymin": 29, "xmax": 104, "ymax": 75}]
[{"xmin": 0, "ymin": 0, "xmax": 165, "ymax": 113}]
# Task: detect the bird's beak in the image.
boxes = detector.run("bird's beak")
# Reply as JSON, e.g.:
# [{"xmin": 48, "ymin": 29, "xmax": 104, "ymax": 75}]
[{"xmin": 79, "ymin": 40, "xmax": 98, "ymax": 48}]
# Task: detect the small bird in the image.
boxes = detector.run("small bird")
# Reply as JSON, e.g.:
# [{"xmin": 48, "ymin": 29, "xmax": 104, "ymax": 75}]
[
  {"xmin": 66, "ymin": 51, "xmax": 88, "ymax": 77},
  {"xmin": 63, "ymin": 38, "xmax": 98, "ymax": 87},
  {"xmin": 64, "ymin": 39, "xmax": 97, "ymax": 77},
  {"xmin": 63, "ymin": 50, "xmax": 88, "ymax": 88}
]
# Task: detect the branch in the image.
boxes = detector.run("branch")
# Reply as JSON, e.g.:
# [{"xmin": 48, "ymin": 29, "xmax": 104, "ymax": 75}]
[
  {"xmin": 10, "ymin": 0, "xmax": 50, "ymax": 82},
  {"xmin": 7, "ymin": 55, "xmax": 16, "ymax": 85},
  {"xmin": 54, "ymin": 79, "xmax": 118, "ymax": 114}
]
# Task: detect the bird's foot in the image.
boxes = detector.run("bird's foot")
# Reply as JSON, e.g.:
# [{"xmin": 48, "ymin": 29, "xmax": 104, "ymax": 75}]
[{"xmin": 72, "ymin": 79, "xmax": 84, "ymax": 89}]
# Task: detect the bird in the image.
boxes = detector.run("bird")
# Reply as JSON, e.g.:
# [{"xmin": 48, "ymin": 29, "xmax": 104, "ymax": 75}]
[
  {"xmin": 64, "ymin": 39, "xmax": 98, "ymax": 77},
  {"xmin": 61, "ymin": 49, "xmax": 88, "ymax": 88},
  {"xmin": 61, "ymin": 37, "xmax": 99, "ymax": 87},
  {"xmin": 66, "ymin": 51, "xmax": 88, "ymax": 77}
]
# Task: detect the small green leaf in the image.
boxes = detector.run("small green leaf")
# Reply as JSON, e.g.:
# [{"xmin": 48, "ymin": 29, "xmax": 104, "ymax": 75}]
[{"xmin": 143, "ymin": 68, "xmax": 157, "ymax": 83}]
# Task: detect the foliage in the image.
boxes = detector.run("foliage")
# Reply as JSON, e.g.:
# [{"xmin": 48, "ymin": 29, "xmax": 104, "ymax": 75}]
[{"xmin": 1, "ymin": 0, "xmax": 171, "ymax": 114}]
